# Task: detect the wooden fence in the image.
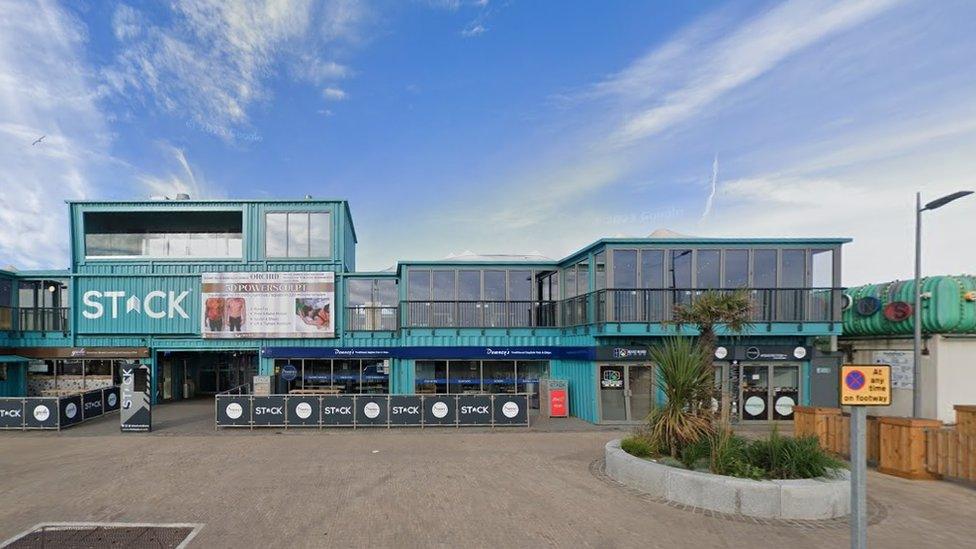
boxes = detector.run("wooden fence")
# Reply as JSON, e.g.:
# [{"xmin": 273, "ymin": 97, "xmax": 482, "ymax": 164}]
[{"xmin": 796, "ymin": 404, "xmax": 976, "ymax": 482}]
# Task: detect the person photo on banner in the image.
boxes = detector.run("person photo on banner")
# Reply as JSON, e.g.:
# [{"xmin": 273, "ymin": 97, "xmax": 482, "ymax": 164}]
[
  {"xmin": 295, "ymin": 298, "xmax": 331, "ymax": 331},
  {"xmin": 227, "ymin": 297, "xmax": 246, "ymax": 332},
  {"xmin": 205, "ymin": 297, "xmax": 225, "ymax": 332}
]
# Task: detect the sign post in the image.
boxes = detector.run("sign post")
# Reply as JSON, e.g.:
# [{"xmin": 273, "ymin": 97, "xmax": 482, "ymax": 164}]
[{"xmin": 840, "ymin": 364, "xmax": 891, "ymax": 549}]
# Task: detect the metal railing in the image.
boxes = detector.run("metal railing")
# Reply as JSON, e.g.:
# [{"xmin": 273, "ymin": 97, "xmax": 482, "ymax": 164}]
[
  {"xmin": 402, "ymin": 301, "xmax": 557, "ymax": 329},
  {"xmin": 0, "ymin": 306, "xmax": 13, "ymax": 331},
  {"xmin": 217, "ymin": 383, "xmax": 251, "ymax": 396},
  {"xmin": 345, "ymin": 306, "xmax": 399, "ymax": 331},
  {"xmin": 16, "ymin": 307, "xmax": 70, "ymax": 332},
  {"xmin": 595, "ymin": 288, "xmax": 841, "ymax": 324}
]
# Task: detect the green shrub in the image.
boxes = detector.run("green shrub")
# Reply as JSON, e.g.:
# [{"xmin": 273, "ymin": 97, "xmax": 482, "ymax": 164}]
[
  {"xmin": 690, "ymin": 457, "xmax": 711, "ymax": 472},
  {"xmin": 680, "ymin": 436, "xmax": 712, "ymax": 469},
  {"xmin": 710, "ymin": 429, "xmax": 766, "ymax": 480},
  {"xmin": 747, "ymin": 433, "xmax": 844, "ymax": 479},
  {"xmin": 621, "ymin": 436, "xmax": 656, "ymax": 458},
  {"xmin": 657, "ymin": 456, "xmax": 687, "ymax": 469}
]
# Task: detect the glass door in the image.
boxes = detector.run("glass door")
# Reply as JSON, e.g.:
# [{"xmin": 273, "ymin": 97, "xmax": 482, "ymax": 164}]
[
  {"xmin": 627, "ymin": 366, "xmax": 654, "ymax": 421},
  {"xmin": 772, "ymin": 365, "xmax": 799, "ymax": 420},
  {"xmin": 741, "ymin": 365, "xmax": 769, "ymax": 420},
  {"xmin": 599, "ymin": 365, "xmax": 627, "ymax": 421}
]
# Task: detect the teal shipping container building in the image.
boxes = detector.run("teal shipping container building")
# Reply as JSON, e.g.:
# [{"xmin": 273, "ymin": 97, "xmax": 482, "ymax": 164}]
[{"xmin": 0, "ymin": 197, "xmax": 850, "ymax": 424}]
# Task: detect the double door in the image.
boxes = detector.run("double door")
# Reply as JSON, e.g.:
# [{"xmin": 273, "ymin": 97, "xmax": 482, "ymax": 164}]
[
  {"xmin": 599, "ymin": 365, "xmax": 655, "ymax": 423},
  {"xmin": 714, "ymin": 363, "xmax": 800, "ymax": 422}
]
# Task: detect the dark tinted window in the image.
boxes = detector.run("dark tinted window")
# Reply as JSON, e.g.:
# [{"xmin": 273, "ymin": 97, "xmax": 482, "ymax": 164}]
[
  {"xmin": 613, "ymin": 250, "xmax": 638, "ymax": 288},
  {"xmin": 696, "ymin": 250, "xmax": 720, "ymax": 289},
  {"xmin": 753, "ymin": 250, "xmax": 777, "ymax": 287},
  {"xmin": 724, "ymin": 250, "xmax": 749, "ymax": 288},
  {"xmin": 670, "ymin": 250, "xmax": 692, "ymax": 288}
]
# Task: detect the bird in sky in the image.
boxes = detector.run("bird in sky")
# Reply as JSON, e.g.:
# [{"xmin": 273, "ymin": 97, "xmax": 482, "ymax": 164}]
[{"xmin": 31, "ymin": 135, "xmax": 45, "ymax": 146}]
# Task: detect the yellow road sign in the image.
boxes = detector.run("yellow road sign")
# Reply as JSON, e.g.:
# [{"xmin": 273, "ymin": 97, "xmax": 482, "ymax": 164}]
[{"xmin": 840, "ymin": 364, "xmax": 891, "ymax": 406}]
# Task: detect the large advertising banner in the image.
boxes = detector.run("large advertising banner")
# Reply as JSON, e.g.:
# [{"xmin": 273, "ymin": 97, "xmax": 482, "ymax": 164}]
[{"xmin": 201, "ymin": 272, "xmax": 335, "ymax": 338}]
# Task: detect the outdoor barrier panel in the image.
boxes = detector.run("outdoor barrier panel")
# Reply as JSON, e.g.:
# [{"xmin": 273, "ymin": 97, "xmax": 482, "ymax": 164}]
[
  {"xmin": 356, "ymin": 396, "xmax": 389, "ymax": 426},
  {"xmin": 456, "ymin": 395, "xmax": 493, "ymax": 426},
  {"xmin": 24, "ymin": 398, "xmax": 58, "ymax": 429},
  {"xmin": 287, "ymin": 395, "xmax": 320, "ymax": 426},
  {"xmin": 216, "ymin": 395, "xmax": 251, "ymax": 427},
  {"xmin": 82, "ymin": 389, "xmax": 104, "ymax": 420},
  {"xmin": 215, "ymin": 394, "xmax": 530, "ymax": 428},
  {"xmin": 251, "ymin": 396, "xmax": 287, "ymax": 426},
  {"xmin": 389, "ymin": 396, "xmax": 423, "ymax": 426},
  {"xmin": 104, "ymin": 387, "xmax": 120, "ymax": 412},
  {"xmin": 0, "ymin": 387, "xmax": 120, "ymax": 430},
  {"xmin": 423, "ymin": 395, "xmax": 457, "ymax": 426},
  {"xmin": 59, "ymin": 394, "xmax": 83, "ymax": 428},
  {"xmin": 0, "ymin": 399, "xmax": 24, "ymax": 428}
]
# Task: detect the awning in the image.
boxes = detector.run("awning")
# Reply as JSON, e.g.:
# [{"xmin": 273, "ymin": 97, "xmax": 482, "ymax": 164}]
[{"xmin": 0, "ymin": 355, "xmax": 31, "ymax": 363}]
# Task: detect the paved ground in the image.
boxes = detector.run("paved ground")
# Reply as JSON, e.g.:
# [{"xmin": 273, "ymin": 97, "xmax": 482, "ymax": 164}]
[{"xmin": 1, "ymin": 401, "xmax": 974, "ymax": 548}]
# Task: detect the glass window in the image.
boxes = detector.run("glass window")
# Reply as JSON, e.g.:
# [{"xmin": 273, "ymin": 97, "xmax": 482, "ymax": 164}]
[
  {"xmin": 641, "ymin": 250, "xmax": 664, "ymax": 288},
  {"xmin": 265, "ymin": 213, "xmax": 288, "ymax": 258},
  {"xmin": 595, "ymin": 252, "xmax": 607, "ymax": 290},
  {"xmin": 304, "ymin": 359, "xmax": 331, "ymax": 389},
  {"xmin": 375, "ymin": 279, "xmax": 398, "ymax": 306},
  {"xmin": 696, "ymin": 250, "xmax": 721, "ymax": 289},
  {"xmin": 60, "ymin": 360, "xmax": 83, "ymax": 376},
  {"xmin": 458, "ymin": 270, "xmax": 481, "ymax": 300},
  {"xmin": 781, "ymin": 249, "xmax": 805, "ymax": 287},
  {"xmin": 18, "ymin": 282, "xmax": 36, "ymax": 308},
  {"xmin": 509, "ymin": 270, "xmax": 532, "ymax": 301},
  {"xmin": 669, "ymin": 250, "xmax": 692, "ymax": 288},
  {"xmin": 517, "ymin": 361, "xmax": 547, "ymax": 409},
  {"xmin": 287, "ymin": 212, "xmax": 309, "ymax": 257},
  {"xmin": 483, "ymin": 361, "xmax": 516, "ymax": 394},
  {"xmin": 753, "ymin": 249, "xmax": 777, "ymax": 287},
  {"xmin": 613, "ymin": 250, "xmax": 638, "ymax": 288},
  {"xmin": 309, "ymin": 212, "xmax": 330, "ymax": 256},
  {"xmin": 811, "ymin": 249, "xmax": 833, "ymax": 287},
  {"xmin": 333, "ymin": 360, "xmax": 360, "ymax": 394},
  {"xmin": 724, "ymin": 250, "xmax": 749, "ymax": 288},
  {"xmin": 346, "ymin": 279, "xmax": 372, "ymax": 307},
  {"xmin": 449, "ymin": 360, "xmax": 481, "ymax": 393},
  {"xmin": 577, "ymin": 261, "xmax": 589, "ymax": 294},
  {"xmin": 408, "ymin": 270, "xmax": 431, "ymax": 300},
  {"xmin": 361, "ymin": 360, "xmax": 389, "ymax": 394},
  {"xmin": 0, "ymin": 278, "xmax": 12, "ymax": 307},
  {"xmin": 416, "ymin": 361, "xmax": 447, "ymax": 394},
  {"xmin": 564, "ymin": 267, "xmax": 577, "ymax": 299},
  {"xmin": 84, "ymin": 360, "xmax": 112, "ymax": 376},
  {"xmin": 432, "ymin": 271, "xmax": 456, "ymax": 300},
  {"xmin": 483, "ymin": 270, "xmax": 506, "ymax": 300}
]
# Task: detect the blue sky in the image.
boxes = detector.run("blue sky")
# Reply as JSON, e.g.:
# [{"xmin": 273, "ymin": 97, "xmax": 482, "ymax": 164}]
[{"xmin": 1, "ymin": 0, "xmax": 974, "ymax": 284}]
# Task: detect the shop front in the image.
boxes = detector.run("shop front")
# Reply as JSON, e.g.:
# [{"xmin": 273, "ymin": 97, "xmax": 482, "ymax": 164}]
[
  {"xmin": 712, "ymin": 344, "xmax": 809, "ymax": 423},
  {"xmin": 11, "ymin": 347, "xmax": 149, "ymax": 397},
  {"xmin": 594, "ymin": 346, "xmax": 657, "ymax": 423}
]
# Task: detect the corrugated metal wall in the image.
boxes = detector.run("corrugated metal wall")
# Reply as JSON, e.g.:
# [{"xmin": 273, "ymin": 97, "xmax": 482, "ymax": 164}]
[{"xmin": 550, "ymin": 359, "xmax": 598, "ymax": 423}]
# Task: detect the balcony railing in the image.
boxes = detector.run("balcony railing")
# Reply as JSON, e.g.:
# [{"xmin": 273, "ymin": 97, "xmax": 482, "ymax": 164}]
[
  {"xmin": 402, "ymin": 301, "xmax": 558, "ymax": 329},
  {"xmin": 595, "ymin": 288, "xmax": 841, "ymax": 324},
  {"xmin": 0, "ymin": 306, "xmax": 70, "ymax": 332},
  {"xmin": 344, "ymin": 306, "xmax": 399, "ymax": 331}
]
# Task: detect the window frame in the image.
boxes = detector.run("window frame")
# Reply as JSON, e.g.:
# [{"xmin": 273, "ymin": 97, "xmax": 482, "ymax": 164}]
[
  {"xmin": 83, "ymin": 208, "xmax": 246, "ymax": 261},
  {"xmin": 263, "ymin": 210, "xmax": 332, "ymax": 260}
]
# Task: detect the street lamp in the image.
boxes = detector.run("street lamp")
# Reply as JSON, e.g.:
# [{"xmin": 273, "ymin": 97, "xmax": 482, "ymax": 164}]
[{"xmin": 913, "ymin": 190, "xmax": 973, "ymax": 418}]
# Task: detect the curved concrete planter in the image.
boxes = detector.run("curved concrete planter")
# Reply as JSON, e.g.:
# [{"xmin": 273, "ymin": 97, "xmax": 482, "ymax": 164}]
[{"xmin": 605, "ymin": 439, "xmax": 850, "ymax": 520}]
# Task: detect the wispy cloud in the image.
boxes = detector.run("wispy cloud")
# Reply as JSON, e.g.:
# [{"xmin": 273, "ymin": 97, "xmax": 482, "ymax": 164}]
[
  {"xmin": 604, "ymin": 0, "xmax": 901, "ymax": 147},
  {"xmin": 138, "ymin": 143, "xmax": 221, "ymax": 200},
  {"xmin": 322, "ymin": 87, "xmax": 348, "ymax": 101},
  {"xmin": 0, "ymin": 0, "xmax": 108, "ymax": 269},
  {"xmin": 700, "ymin": 154, "xmax": 718, "ymax": 222},
  {"xmin": 101, "ymin": 1, "xmax": 366, "ymax": 141},
  {"xmin": 461, "ymin": 23, "xmax": 486, "ymax": 37}
]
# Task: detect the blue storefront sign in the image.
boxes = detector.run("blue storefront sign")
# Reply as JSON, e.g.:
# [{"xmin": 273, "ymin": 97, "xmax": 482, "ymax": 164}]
[{"xmin": 262, "ymin": 346, "xmax": 594, "ymax": 360}]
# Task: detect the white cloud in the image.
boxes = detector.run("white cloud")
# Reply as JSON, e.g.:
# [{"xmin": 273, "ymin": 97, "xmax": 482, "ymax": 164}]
[
  {"xmin": 138, "ymin": 143, "xmax": 221, "ymax": 200},
  {"xmin": 0, "ymin": 0, "xmax": 109, "ymax": 269},
  {"xmin": 112, "ymin": 4, "xmax": 143, "ymax": 41},
  {"xmin": 322, "ymin": 87, "xmax": 348, "ymax": 101},
  {"xmin": 102, "ymin": 1, "xmax": 364, "ymax": 141},
  {"xmin": 607, "ymin": 0, "xmax": 901, "ymax": 146},
  {"xmin": 461, "ymin": 23, "xmax": 486, "ymax": 37}
]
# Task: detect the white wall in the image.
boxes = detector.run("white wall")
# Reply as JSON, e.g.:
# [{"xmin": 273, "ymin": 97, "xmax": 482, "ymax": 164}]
[{"xmin": 934, "ymin": 337, "xmax": 976, "ymax": 423}]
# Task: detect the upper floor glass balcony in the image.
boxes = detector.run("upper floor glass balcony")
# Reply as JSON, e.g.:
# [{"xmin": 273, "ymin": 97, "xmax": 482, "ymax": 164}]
[{"xmin": 0, "ymin": 306, "xmax": 70, "ymax": 333}]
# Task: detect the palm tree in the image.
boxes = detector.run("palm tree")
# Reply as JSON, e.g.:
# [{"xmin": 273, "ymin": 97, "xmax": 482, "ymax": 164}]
[
  {"xmin": 671, "ymin": 289, "xmax": 753, "ymax": 355},
  {"xmin": 647, "ymin": 337, "xmax": 714, "ymax": 457}
]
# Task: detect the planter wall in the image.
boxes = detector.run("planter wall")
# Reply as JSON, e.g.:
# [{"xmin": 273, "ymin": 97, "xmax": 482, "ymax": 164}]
[{"xmin": 604, "ymin": 439, "xmax": 850, "ymax": 520}]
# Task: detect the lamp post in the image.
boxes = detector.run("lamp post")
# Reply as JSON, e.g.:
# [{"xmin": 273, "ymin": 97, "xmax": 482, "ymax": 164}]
[{"xmin": 913, "ymin": 190, "xmax": 973, "ymax": 418}]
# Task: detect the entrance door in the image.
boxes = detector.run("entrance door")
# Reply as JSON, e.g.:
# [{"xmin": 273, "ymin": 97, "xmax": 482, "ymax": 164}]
[
  {"xmin": 739, "ymin": 364, "xmax": 801, "ymax": 421},
  {"xmin": 599, "ymin": 365, "xmax": 655, "ymax": 423}
]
